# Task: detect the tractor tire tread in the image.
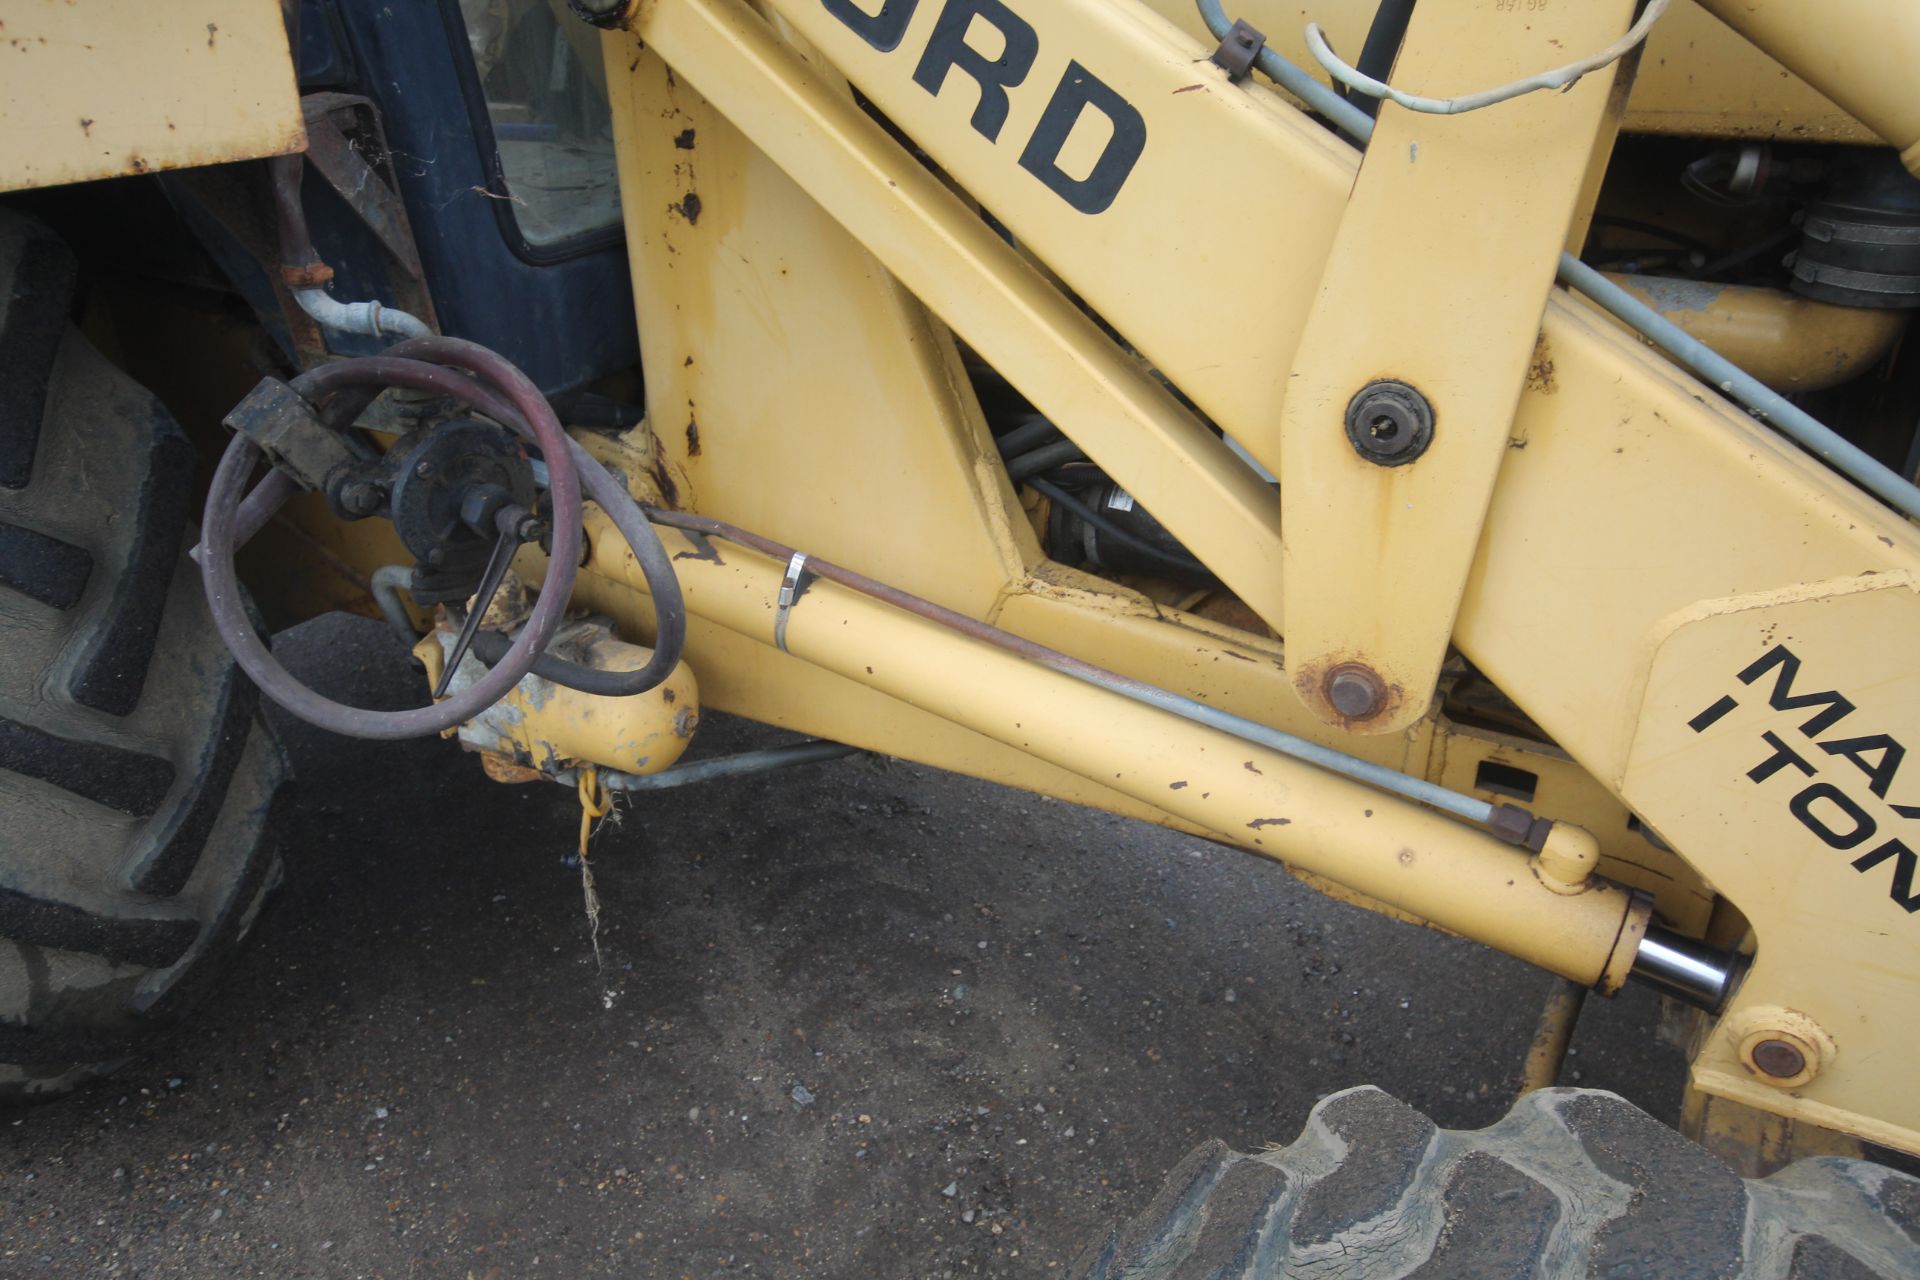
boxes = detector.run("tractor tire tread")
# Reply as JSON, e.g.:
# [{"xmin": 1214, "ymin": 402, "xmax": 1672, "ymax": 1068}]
[
  {"xmin": 1071, "ymin": 1086, "xmax": 1920, "ymax": 1280},
  {"xmin": 0, "ymin": 209, "xmax": 289, "ymax": 1101}
]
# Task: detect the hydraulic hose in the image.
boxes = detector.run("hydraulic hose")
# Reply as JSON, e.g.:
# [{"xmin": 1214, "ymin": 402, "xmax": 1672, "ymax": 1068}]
[
  {"xmin": 367, "ymin": 338, "xmax": 689, "ymax": 699},
  {"xmin": 211, "ymin": 347, "xmax": 689, "ymax": 706},
  {"xmin": 463, "ymin": 627, "xmax": 677, "ymax": 697},
  {"xmin": 200, "ymin": 338, "xmax": 584, "ymax": 739}
]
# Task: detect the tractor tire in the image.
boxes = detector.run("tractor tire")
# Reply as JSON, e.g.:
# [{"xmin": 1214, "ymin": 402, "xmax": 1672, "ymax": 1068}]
[
  {"xmin": 0, "ymin": 210, "xmax": 290, "ymax": 1101},
  {"xmin": 1073, "ymin": 1086, "xmax": 1920, "ymax": 1279}
]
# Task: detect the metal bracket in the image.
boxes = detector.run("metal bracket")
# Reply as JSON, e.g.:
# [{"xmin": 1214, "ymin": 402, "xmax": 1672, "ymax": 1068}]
[
  {"xmin": 1274, "ymin": 0, "xmax": 1641, "ymax": 735},
  {"xmin": 1209, "ymin": 19, "xmax": 1267, "ymax": 83},
  {"xmin": 223, "ymin": 377, "xmax": 356, "ymax": 492},
  {"xmin": 774, "ymin": 552, "xmax": 814, "ymax": 653}
]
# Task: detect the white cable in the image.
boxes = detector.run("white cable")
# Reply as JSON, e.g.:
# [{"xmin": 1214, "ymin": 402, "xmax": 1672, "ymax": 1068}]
[{"xmin": 1305, "ymin": 0, "xmax": 1669, "ymax": 117}]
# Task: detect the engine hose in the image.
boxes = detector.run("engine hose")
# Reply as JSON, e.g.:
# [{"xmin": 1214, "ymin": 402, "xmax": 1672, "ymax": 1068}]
[
  {"xmin": 199, "ymin": 338, "xmax": 584, "ymax": 739},
  {"xmin": 1005, "ymin": 438, "xmax": 1087, "ymax": 483},
  {"xmin": 216, "ymin": 350, "xmax": 688, "ymax": 702}
]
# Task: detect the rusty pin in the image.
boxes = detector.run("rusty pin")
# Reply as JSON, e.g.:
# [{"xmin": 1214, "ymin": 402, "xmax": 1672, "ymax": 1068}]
[
  {"xmin": 1750, "ymin": 1038, "xmax": 1808, "ymax": 1079},
  {"xmin": 1325, "ymin": 667, "xmax": 1385, "ymax": 720}
]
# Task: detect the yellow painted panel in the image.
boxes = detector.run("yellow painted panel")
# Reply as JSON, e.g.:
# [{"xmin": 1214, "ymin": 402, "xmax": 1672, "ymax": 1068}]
[
  {"xmin": 752, "ymin": 0, "xmax": 1355, "ymax": 484},
  {"xmin": 0, "ymin": 0, "xmax": 304, "ymax": 193},
  {"xmin": 1276, "ymin": 0, "xmax": 1637, "ymax": 735},
  {"xmin": 601, "ymin": 28, "xmax": 1029, "ymax": 615},
  {"xmin": 1623, "ymin": 578, "xmax": 1920, "ymax": 1155}
]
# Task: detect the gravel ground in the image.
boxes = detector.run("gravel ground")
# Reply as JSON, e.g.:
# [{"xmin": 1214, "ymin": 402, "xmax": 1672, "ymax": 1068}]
[{"xmin": 1, "ymin": 614, "xmax": 1688, "ymax": 1277}]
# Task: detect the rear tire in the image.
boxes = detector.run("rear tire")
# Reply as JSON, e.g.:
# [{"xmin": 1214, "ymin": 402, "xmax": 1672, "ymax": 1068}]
[
  {"xmin": 0, "ymin": 210, "xmax": 290, "ymax": 1101},
  {"xmin": 1073, "ymin": 1086, "xmax": 1920, "ymax": 1279}
]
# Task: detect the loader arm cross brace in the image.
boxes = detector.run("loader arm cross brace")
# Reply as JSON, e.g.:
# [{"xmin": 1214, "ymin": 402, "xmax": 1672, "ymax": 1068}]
[{"xmin": 561, "ymin": 0, "xmax": 1920, "ymax": 1152}]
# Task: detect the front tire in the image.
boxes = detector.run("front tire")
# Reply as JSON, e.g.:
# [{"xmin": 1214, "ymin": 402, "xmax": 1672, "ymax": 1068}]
[{"xmin": 0, "ymin": 210, "xmax": 290, "ymax": 1100}]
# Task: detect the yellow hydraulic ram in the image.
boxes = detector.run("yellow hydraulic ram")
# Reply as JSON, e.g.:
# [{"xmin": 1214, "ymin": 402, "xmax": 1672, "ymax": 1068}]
[{"xmin": 582, "ymin": 506, "xmax": 1662, "ymax": 996}]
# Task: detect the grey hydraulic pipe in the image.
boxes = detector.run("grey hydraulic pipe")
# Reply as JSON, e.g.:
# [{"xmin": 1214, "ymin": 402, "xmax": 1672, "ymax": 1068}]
[
  {"xmin": 1054, "ymin": 663, "xmax": 1495, "ymax": 824},
  {"xmin": 293, "ymin": 288, "xmax": 433, "ymax": 341},
  {"xmin": 1557, "ymin": 260, "xmax": 1920, "ymax": 519},
  {"xmin": 561, "ymin": 740, "xmax": 862, "ymax": 792},
  {"xmin": 1195, "ymin": 0, "xmax": 1920, "ymax": 521}
]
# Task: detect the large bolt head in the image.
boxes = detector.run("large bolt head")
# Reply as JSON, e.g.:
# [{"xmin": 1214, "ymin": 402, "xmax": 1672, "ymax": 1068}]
[
  {"xmin": 1750, "ymin": 1038, "xmax": 1808, "ymax": 1080},
  {"xmin": 1344, "ymin": 380, "xmax": 1435, "ymax": 466},
  {"xmin": 1325, "ymin": 666, "xmax": 1386, "ymax": 720}
]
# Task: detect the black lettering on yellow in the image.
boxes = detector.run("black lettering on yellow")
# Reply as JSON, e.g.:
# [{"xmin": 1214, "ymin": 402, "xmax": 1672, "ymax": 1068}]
[
  {"xmin": 911, "ymin": 0, "xmax": 1038, "ymax": 143},
  {"xmin": 1820, "ymin": 734, "xmax": 1906, "ymax": 798},
  {"xmin": 1738, "ymin": 645, "xmax": 1856, "ymax": 737},
  {"xmin": 1018, "ymin": 61, "xmax": 1148, "ymax": 215},
  {"xmin": 1852, "ymin": 839, "xmax": 1920, "ymax": 913},
  {"xmin": 823, "ymin": 0, "xmax": 920, "ymax": 52},
  {"xmin": 1747, "ymin": 730, "xmax": 1817, "ymax": 785},
  {"xmin": 1789, "ymin": 782, "xmax": 1877, "ymax": 851}
]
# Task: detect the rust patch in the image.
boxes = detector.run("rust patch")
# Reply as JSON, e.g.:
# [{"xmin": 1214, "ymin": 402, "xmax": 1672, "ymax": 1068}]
[
  {"xmin": 1526, "ymin": 331, "xmax": 1557, "ymax": 395},
  {"xmin": 1293, "ymin": 654, "xmax": 1405, "ymax": 733},
  {"xmin": 1172, "ymin": 83, "xmax": 1205, "ymax": 94},
  {"xmin": 685, "ymin": 417, "xmax": 701, "ymax": 457},
  {"xmin": 674, "ymin": 128, "xmax": 696, "ymax": 150},
  {"xmin": 206, "ymin": 22, "xmax": 218, "ymax": 47},
  {"xmin": 78, "ymin": 117, "xmax": 92, "ymax": 136},
  {"xmin": 1242, "ymin": 760, "xmax": 1262, "ymax": 775},
  {"xmin": 1169, "ymin": 780, "xmax": 1188, "ymax": 790},
  {"xmin": 650, "ymin": 454, "xmax": 681, "ymax": 508},
  {"xmin": 1247, "ymin": 817, "xmax": 1290, "ymax": 829},
  {"xmin": 479, "ymin": 751, "xmax": 544, "ymax": 785},
  {"xmin": 671, "ymin": 192, "xmax": 702, "ymax": 225},
  {"xmin": 282, "ymin": 261, "xmax": 335, "ymax": 287}
]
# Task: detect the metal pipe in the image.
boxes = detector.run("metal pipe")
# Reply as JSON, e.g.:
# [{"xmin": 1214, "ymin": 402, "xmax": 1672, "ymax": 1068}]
[
  {"xmin": 587, "ymin": 509, "xmax": 1652, "ymax": 991},
  {"xmin": 1602, "ymin": 273, "xmax": 1908, "ymax": 393},
  {"xmin": 370, "ymin": 565, "xmax": 420, "ymax": 645},
  {"xmin": 1198, "ymin": 0, "xmax": 1376, "ymax": 139},
  {"xmin": 1517, "ymin": 979, "xmax": 1589, "ymax": 1095},
  {"xmin": 564, "ymin": 740, "xmax": 861, "ymax": 792},
  {"xmin": 1195, "ymin": 1, "xmax": 1920, "ymax": 522},
  {"xmin": 1560, "ymin": 259, "xmax": 1920, "ymax": 519},
  {"xmin": 1630, "ymin": 925, "xmax": 1739, "ymax": 1011},
  {"xmin": 645, "ymin": 510, "xmax": 1497, "ymax": 827},
  {"xmin": 292, "ymin": 287, "xmax": 433, "ymax": 341}
]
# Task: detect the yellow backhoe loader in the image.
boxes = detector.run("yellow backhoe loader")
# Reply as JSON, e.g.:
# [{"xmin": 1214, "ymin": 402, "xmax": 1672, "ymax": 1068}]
[{"xmin": 3, "ymin": 0, "xmax": 1920, "ymax": 1270}]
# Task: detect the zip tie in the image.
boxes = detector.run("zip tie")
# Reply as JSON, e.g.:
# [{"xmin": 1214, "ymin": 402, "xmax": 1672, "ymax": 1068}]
[
  {"xmin": 774, "ymin": 552, "xmax": 812, "ymax": 653},
  {"xmin": 1306, "ymin": 0, "xmax": 1669, "ymax": 116}
]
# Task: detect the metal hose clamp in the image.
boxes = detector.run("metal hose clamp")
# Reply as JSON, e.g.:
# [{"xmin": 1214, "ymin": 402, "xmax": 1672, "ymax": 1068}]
[{"xmin": 775, "ymin": 552, "xmax": 813, "ymax": 654}]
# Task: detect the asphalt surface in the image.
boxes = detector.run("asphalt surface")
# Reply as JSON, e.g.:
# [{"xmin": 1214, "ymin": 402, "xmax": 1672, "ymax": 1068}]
[{"xmin": 2, "ymin": 613, "xmax": 1688, "ymax": 1277}]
